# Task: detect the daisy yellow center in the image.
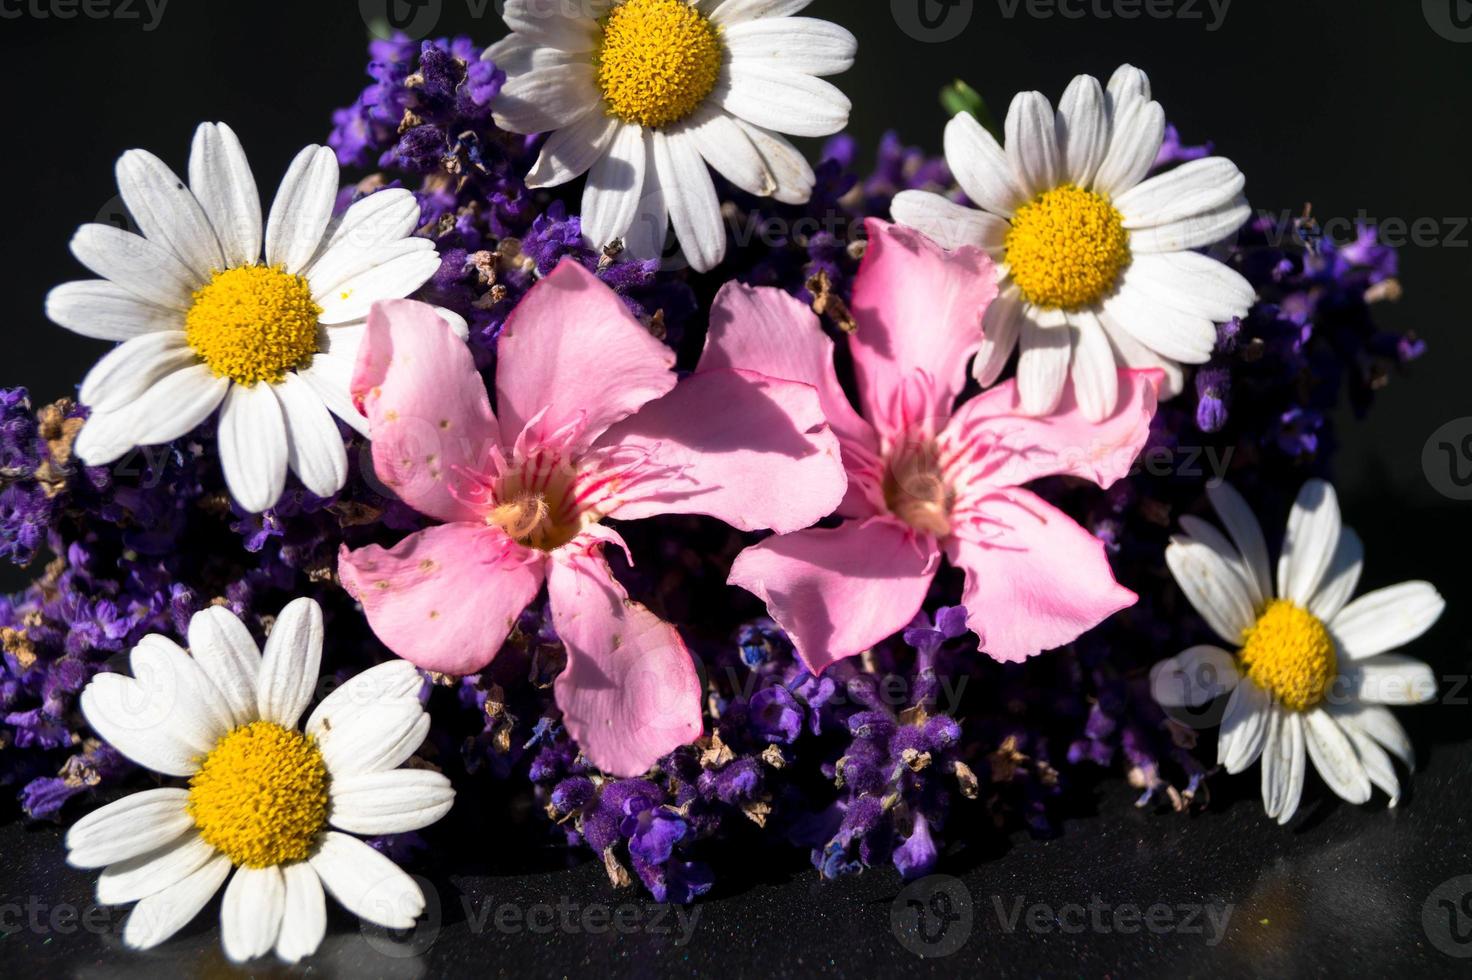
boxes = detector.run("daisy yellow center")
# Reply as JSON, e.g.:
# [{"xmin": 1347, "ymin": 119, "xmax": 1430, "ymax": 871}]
[
  {"xmin": 596, "ymin": 0, "xmax": 723, "ymax": 129},
  {"xmin": 184, "ymin": 265, "xmax": 322, "ymax": 386},
  {"xmin": 1237, "ymin": 599, "xmax": 1337, "ymax": 712},
  {"xmin": 1004, "ymin": 184, "xmax": 1131, "ymax": 311},
  {"xmin": 187, "ymin": 720, "xmax": 329, "ymax": 868}
]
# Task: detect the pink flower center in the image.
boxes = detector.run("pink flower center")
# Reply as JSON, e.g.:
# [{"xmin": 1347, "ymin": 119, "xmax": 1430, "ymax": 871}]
[{"xmin": 882, "ymin": 439, "xmax": 954, "ymax": 537}]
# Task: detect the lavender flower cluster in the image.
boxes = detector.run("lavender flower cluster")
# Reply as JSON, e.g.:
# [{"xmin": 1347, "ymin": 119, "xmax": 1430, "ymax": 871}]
[{"xmin": 0, "ymin": 35, "xmax": 1421, "ymax": 900}]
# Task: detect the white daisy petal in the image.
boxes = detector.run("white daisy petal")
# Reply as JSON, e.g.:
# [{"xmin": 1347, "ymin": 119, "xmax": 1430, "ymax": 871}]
[
  {"xmin": 1304, "ymin": 708, "xmax": 1372, "ymax": 804},
  {"xmin": 1165, "ymin": 533, "xmax": 1257, "ymax": 643},
  {"xmin": 106, "ymin": 360, "xmax": 227, "ymax": 454},
  {"xmin": 434, "ymin": 306, "xmax": 470, "ymax": 340},
  {"xmin": 973, "ymin": 284, "xmax": 1024, "ymax": 387},
  {"xmin": 724, "ymin": 16, "xmax": 856, "ymax": 76},
  {"xmin": 623, "ymin": 137, "xmax": 671, "ymax": 262},
  {"xmin": 78, "ymin": 331, "xmax": 195, "ymax": 412},
  {"xmin": 582, "ymin": 122, "xmax": 648, "ymax": 250},
  {"xmin": 306, "ymin": 660, "xmax": 425, "ymax": 739},
  {"xmin": 494, "ymin": 62, "xmax": 601, "ymax": 135},
  {"xmin": 682, "ymin": 104, "xmax": 777, "ymax": 198},
  {"xmin": 130, "ymin": 634, "xmax": 233, "ymax": 750},
  {"xmin": 264, "ymin": 145, "xmax": 338, "ymax": 274},
  {"xmin": 1130, "ymin": 196, "xmax": 1251, "ymax": 253},
  {"xmin": 1106, "ymin": 64, "xmax": 1151, "ymax": 105},
  {"xmin": 275, "ymin": 864, "xmax": 327, "ymax": 964},
  {"xmin": 122, "ymin": 853, "xmax": 230, "ymax": 951},
  {"xmin": 708, "ymin": 0, "xmax": 813, "ymax": 26},
  {"xmin": 1343, "ymin": 722, "xmax": 1401, "ymax": 806},
  {"xmin": 1308, "ymin": 527, "xmax": 1364, "ymax": 623},
  {"xmin": 1330, "ymin": 581, "xmax": 1445, "ymax": 661},
  {"xmin": 315, "ymin": 247, "xmax": 441, "ymax": 325},
  {"xmin": 314, "ymin": 187, "xmax": 423, "ymax": 260},
  {"xmin": 1096, "ymin": 306, "xmax": 1186, "ymax": 397},
  {"xmin": 318, "ymin": 702, "xmax": 431, "ymax": 778},
  {"xmin": 46, "ymin": 280, "xmax": 181, "ymax": 342},
  {"xmin": 187, "ymin": 605, "xmax": 261, "ymax": 728},
  {"xmin": 116, "ymin": 148, "xmax": 224, "ymax": 280},
  {"xmin": 730, "ymin": 119, "xmax": 815, "ymax": 204},
  {"xmin": 255, "ymin": 597, "xmax": 323, "ymax": 728},
  {"xmin": 1068, "ymin": 310, "xmax": 1119, "ymax": 422},
  {"xmin": 221, "ymin": 864, "xmax": 285, "ymax": 963},
  {"xmin": 1102, "ymin": 280, "xmax": 1216, "ymax": 364},
  {"xmin": 218, "ymin": 381, "xmax": 289, "ymax": 514},
  {"xmin": 526, "ymin": 109, "xmax": 619, "ymax": 189},
  {"xmin": 1277, "ymin": 479, "xmax": 1341, "ymax": 606},
  {"xmin": 69, "ymin": 223, "xmax": 197, "ymax": 310},
  {"xmin": 1016, "ymin": 310, "xmax": 1071, "ymax": 415},
  {"xmin": 300, "ymin": 350, "xmax": 370, "ymax": 437},
  {"xmin": 1179, "ymin": 514, "xmax": 1261, "ymax": 610},
  {"xmin": 653, "ymin": 128, "xmax": 727, "ymax": 273},
  {"xmin": 891, "ymin": 191, "xmax": 1007, "ymax": 254},
  {"xmin": 500, "ymin": 0, "xmax": 603, "ymax": 51},
  {"xmin": 1123, "ymin": 251, "xmax": 1255, "ymax": 324},
  {"xmin": 66, "ymin": 788, "xmax": 194, "ymax": 868},
  {"xmin": 944, "ymin": 111, "xmax": 1026, "ymax": 217},
  {"xmin": 1056, "ymin": 73, "xmax": 1109, "ymax": 188},
  {"xmin": 1262, "ymin": 707, "xmax": 1306, "ymax": 824},
  {"xmin": 309, "ymin": 832, "xmax": 425, "ymax": 930},
  {"xmin": 274, "ymin": 372, "xmax": 349, "ymax": 499},
  {"xmin": 1149, "ymin": 644, "xmax": 1238, "ymax": 708},
  {"xmin": 308, "ymin": 236, "xmax": 436, "ymax": 304},
  {"xmin": 329, "ymin": 769, "xmax": 456, "ymax": 836},
  {"xmin": 188, "ymin": 122, "xmax": 262, "ymax": 269},
  {"xmin": 1205, "ymin": 481, "xmax": 1274, "ymax": 606},
  {"xmin": 1218, "ymin": 678, "xmax": 1269, "ymax": 774},
  {"xmin": 97, "ymin": 831, "xmax": 216, "ymax": 905},
  {"xmin": 1116, "ymin": 157, "xmax": 1248, "ymax": 230},
  {"xmin": 1328, "ymin": 702, "xmax": 1414, "ymax": 767},
  {"xmin": 1339, "ymin": 655, "xmax": 1438, "ymax": 705},
  {"xmin": 716, "ymin": 64, "xmax": 851, "ymax": 138},
  {"xmin": 79, "ymin": 675, "xmax": 203, "ymax": 778},
  {"xmin": 1004, "ymin": 90, "xmax": 1062, "ymax": 197},
  {"xmin": 1093, "ymin": 97, "xmax": 1165, "ymax": 197}
]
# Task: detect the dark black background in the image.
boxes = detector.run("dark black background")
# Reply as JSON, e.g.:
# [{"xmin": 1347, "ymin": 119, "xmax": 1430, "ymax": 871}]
[{"xmin": 1, "ymin": 1, "xmax": 1470, "ymax": 976}]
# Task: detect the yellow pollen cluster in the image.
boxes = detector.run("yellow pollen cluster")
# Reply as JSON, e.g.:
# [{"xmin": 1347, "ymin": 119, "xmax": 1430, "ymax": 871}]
[
  {"xmin": 596, "ymin": 0, "xmax": 723, "ymax": 129},
  {"xmin": 187, "ymin": 720, "xmax": 329, "ymax": 868},
  {"xmin": 1237, "ymin": 599, "xmax": 1337, "ymax": 712},
  {"xmin": 1004, "ymin": 184, "xmax": 1131, "ymax": 311},
  {"xmin": 184, "ymin": 265, "xmax": 322, "ymax": 386}
]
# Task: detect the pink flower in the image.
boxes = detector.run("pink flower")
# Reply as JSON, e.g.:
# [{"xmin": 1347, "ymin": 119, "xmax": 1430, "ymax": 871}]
[
  {"xmin": 714, "ymin": 220, "xmax": 1162, "ymax": 673},
  {"xmin": 338, "ymin": 260, "xmax": 847, "ymax": 776}
]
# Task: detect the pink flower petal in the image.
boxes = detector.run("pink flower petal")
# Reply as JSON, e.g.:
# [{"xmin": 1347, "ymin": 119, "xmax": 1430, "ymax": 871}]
[
  {"xmin": 945, "ymin": 487, "xmax": 1136, "ymax": 663},
  {"xmin": 728, "ymin": 518, "xmax": 938, "ymax": 675},
  {"xmin": 596, "ymin": 368, "xmax": 847, "ymax": 534},
  {"xmin": 699, "ymin": 281, "xmax": 878, "ymax": 454},
  {"xmin": 338, "ymin": 523, "xmax": 546, "ymax": 675},
  {"xmin": 355, "ymin": 300, "xmax": 500, "ymax": 524},
  {"xmin": 941, "ymin": 369, "xmax": 1162, "ymax": 504},
  {"xmin": 848, "ymin": 219, "xmax": 998, "ymax": 438},
  {"xmin": 495, "ymin": 259, "xmax": 676, "ymax": 450},
  {"xmin": 548, "ymin": 552, "xmax": 704, "ymax": 777}
]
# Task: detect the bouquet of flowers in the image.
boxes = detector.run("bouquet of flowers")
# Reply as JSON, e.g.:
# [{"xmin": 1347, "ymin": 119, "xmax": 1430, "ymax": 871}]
[{"xmin": 0, "ymin": 1, "xmax": 1440, "ymax": 963}]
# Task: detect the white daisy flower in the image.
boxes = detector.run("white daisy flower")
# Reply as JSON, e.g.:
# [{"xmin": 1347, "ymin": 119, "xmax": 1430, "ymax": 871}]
[
  {"xmin": 46, "ymin": 122, "xmax": 444, "ymax": 512},
  {"xmin": 486, "ymin": 0, "xmax": 856, "ymax": 271},
  {"xmin": 892, "ymin": 64, "xmax": 1257, "ymax": 421},
  {"xmin": 1151, "ymin": 480, "xmax": 1445, "ymax": 824},
  {"xmin": 64, "ymin": 598, "xmax": 452, "ymax": 962}
]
